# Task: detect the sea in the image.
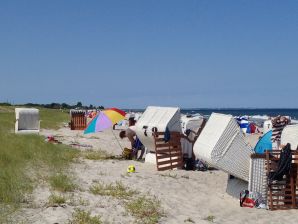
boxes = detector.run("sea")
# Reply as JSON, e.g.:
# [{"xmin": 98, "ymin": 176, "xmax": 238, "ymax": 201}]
[{"xmin": 180, "ymin": 108, "xmax": 298, "ymax": 119}]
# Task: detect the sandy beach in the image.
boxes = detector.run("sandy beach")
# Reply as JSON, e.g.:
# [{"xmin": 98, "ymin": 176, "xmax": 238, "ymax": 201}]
[
  {"xmin": 11, "ymin": 127, "xmax": 297, "ymax": 224},
  {"xmin": 2, "ymin": 0, "xmax": 298, "ymax": 222}
]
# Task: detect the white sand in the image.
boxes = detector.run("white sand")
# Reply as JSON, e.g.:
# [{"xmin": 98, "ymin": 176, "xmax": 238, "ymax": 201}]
[{"xmin": 15, "ymin": 128, "xmax": 298, "ymax": 224}]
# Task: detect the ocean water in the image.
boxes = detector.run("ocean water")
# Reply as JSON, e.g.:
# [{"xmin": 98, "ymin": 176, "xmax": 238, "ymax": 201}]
[{"xmin": 180, "ymin": 109, "xmax": 298, "ymax": 120}]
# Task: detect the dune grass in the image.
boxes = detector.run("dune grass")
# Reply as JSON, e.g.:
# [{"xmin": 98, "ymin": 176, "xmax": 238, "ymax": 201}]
[
  {"xmin": 48, "ymin": 193, "xmax": 67, "ymax": 206},
  {"xmin": 69, "ymin": 209, "xmax": 102, "ymax": 224},
  {"xmin": 89, "ymin": 181, "xmax": 164, "ymax": 223},
  {"xmin": 49, "ymin": 173, "xmax": 77, "ymax": 192},
  {"xmin": 0, "ymin": 106, "xmax": 69, "ymax": 130},
  {"xmin": 39, "ymin": 108, "xmax": 69, "ymax": 129},
  {"xmin": 0, "ymin": 106, "xmax": 78, "ymax": 217},
  {"xmin": 125, "ymin": 195, "xmax": 164, "ymax": 224},
  {"xmin": 90, "ymin": 181, "xmax": 138, "ymax": 200},
  {"xmin": 203, "ymin": 215, "xmax": 215, "ymax": 223}
]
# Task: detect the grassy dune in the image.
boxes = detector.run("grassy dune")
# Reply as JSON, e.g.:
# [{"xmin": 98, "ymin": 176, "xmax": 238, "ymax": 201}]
[
  {"xmin": 0, "ymin": 106, "xmax": 78, "ymax": 220},
  {"xmin": 39, "ymin": 107, "xmax": 69, "ymax": 129}
]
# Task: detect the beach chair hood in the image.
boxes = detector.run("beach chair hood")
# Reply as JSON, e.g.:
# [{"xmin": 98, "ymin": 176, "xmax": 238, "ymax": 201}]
[
  {"xmin": 135, "ymin": 106, "xmax": 181, "ymax": 153},
  {"xmin": 194, "ymin": 113, "xmax": 253, "ymax": 181}
]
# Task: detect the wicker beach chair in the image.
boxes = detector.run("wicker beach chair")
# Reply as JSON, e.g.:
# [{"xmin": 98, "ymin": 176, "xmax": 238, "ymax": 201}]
[
  {"xmin": 135, "ymin": 106, "xmax": 181, "ymax": 153},
  {"xmin": 70, "ymin": 110, "xmax": 87, "ymax": 130},
  {"xmin": 15, "ymin": 108, "xmax": 40, "ymax": 134},
  {"xmin": 193, "ymin": 113, "xmax": 254, "ymax": 181}
]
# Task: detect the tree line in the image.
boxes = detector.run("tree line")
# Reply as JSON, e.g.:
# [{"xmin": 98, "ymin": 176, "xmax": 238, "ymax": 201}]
[{"xmin": 0, "ymin": 102, "xmax": 104, "ymax": 110}]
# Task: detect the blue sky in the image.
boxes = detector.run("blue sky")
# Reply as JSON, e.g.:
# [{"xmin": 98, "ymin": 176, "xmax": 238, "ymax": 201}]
[{"xmin": 0, "ymin": 0, "xmax": 297, "ymax": 108}]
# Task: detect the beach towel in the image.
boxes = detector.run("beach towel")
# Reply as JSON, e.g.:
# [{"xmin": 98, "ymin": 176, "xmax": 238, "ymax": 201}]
[
  {"xmin": 271, "ymin": 116, "xmax": 290, "ymax": 144},
  {"xmin": 268, "ymin": 143, "xmax": 292, "ymax": 182},
  {"xmin": 236, "ymin": 116, "xmax": 249, "ymax": 133}
]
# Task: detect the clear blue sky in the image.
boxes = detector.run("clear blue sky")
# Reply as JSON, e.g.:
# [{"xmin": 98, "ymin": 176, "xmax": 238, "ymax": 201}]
[{"xmin": 0, "ymin": 0, "xmax": 297, "ymax": 108}]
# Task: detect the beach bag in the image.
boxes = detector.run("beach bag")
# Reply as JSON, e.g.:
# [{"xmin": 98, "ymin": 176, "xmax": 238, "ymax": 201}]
[
  {"xmin": 194, "ymin": 159, "xmax": 208, "ymax": 171},
  {"xmin": 240, "ymin": 190, "xmax": 256, "ymax": 208},
  {"xmin": 240, "ymin": 190, "xmax": 265, "ymax": 208},
  {"xmin": 122, "ymin": 148, "xmax": 132, "ymax": 160},
  {"xmin": 183, "ymin": 158, "xmax": 195, "ymax": 170}
]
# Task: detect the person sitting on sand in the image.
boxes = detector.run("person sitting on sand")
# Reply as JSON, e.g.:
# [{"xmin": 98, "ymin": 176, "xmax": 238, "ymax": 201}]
[{"xmin": 119, "ymin": 126, "xmax": 145, "ymax": 160}]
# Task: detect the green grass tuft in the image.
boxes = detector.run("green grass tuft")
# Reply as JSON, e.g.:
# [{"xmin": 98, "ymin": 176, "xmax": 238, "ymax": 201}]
[
  {"xmin": 125, "ymin": 195, "xmax": 164, "ymax": 224},
  {"xmin": 184, "ymin": 217, "xmax": 195, "ymax": 223},
  {"xmin": 48, "ymin": 194, "xmax": 67, "ymax": 206},
  {"xmin": 49, "ymin": 174, "xmax": 77, "ymax": 192},
  {"xmin": 203, "ymin": 215, "xmax": 215, "ymax": 223},
  {"xmin": 89, "ymin": 181, "xmax": 138, "ymax": 199},
  {"xmin": 69, "ymin": 209, "xmax": 102, "ymax": 224}
]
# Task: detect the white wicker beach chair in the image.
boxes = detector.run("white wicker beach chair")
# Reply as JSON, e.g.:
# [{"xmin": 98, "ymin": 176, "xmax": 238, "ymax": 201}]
[
  {"xmin": 15, "ymin": 108, "xmax": 40, "ymax": 134},
  {"xmin": 135, "ymin": 106, "xmax": 181, "ymax": 153},
  {"xmin": 193, "ymin": 113, "xmax": 254, "ymax": 181},
  {"xmin": 181, "ymin": 114, "xmax": 205, "ymax": 158}
]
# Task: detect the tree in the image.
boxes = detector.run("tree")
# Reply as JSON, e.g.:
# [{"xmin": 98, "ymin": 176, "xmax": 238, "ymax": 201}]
[
  {"xmin": 62, "ymin": 103, "xmax": 70, "ymax": 109},
  {"xmin": 76, "ymin": 101, "xmax": 82, "ymax": 108},
  {"xmin": 50, "ymin": 103, "xmax": 61, "ymax": 109}
]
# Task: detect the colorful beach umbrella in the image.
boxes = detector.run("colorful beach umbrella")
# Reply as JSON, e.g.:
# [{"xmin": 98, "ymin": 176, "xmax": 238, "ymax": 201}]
[{"xmin": 84, "ymin": 108, "xmax": 126, "ymax": 134}]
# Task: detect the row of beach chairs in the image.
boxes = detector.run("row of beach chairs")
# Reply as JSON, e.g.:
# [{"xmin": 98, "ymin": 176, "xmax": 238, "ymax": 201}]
[{"xmin": 13, "ymin": 106, "xmax": 298, "ymax": 210}]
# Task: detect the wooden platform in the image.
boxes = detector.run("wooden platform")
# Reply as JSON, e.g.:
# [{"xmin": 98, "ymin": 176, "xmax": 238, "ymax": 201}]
[
  {"xmin": 153, "ymin": 131, "xmax": 183, "ymax": 171},
  {"xmin": 266, "ymin": 150, "xmax": 298, "ymax": 210}
]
